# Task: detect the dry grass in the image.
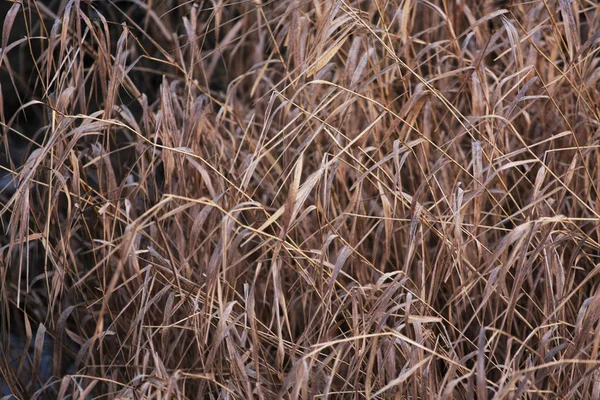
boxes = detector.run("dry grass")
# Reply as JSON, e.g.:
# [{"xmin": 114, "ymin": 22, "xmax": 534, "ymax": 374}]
[{"xmin": 1, "ymin": 0, "xmax": 600, "ymax": 398}]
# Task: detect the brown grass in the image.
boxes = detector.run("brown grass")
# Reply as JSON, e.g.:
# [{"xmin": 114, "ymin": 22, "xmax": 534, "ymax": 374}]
[{"xmin": 1, "ymin": 0, "xmax": 600, "ymax": 398}]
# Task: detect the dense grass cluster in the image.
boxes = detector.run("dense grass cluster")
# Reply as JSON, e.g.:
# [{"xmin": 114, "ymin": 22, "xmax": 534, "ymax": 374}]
[{"xmin": 1, "ymin": 0, "xmax": 600, "ymax": 398}]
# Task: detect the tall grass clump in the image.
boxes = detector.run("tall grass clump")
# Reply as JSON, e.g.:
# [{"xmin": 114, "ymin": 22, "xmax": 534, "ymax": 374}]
[{"xmin": 1, "ymin": 0, "xmax": 600, "ymax": 398}]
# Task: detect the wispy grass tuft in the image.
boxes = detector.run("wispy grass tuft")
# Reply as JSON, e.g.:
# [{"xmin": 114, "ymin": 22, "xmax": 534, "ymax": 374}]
[{"xmin": 1, "ymin": 0, "xmax": 600, "ymax": 398}]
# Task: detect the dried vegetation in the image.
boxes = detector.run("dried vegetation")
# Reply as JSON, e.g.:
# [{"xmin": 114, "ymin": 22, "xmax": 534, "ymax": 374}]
[{"xmin": 1, "ymin": 0, "xmax": 600, "ymax": 398}]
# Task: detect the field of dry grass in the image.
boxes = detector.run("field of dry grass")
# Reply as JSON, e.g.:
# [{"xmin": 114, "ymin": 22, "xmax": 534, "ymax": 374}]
[{"xmin": 1, "ymin": 0, "xmax": 600, "ymax": 398}]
